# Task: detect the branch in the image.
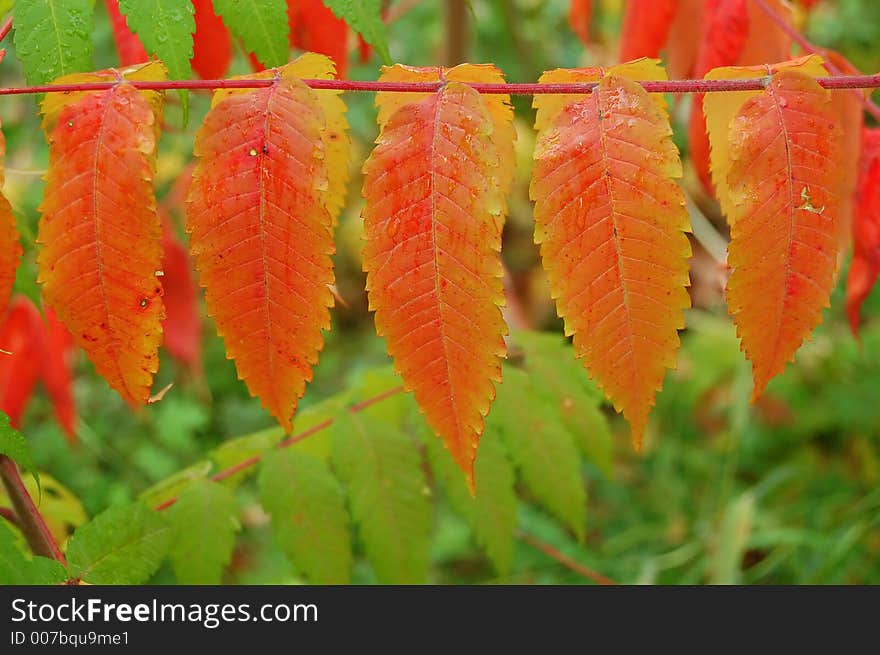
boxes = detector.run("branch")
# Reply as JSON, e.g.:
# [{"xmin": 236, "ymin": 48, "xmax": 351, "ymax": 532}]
[
  {"xmin": 154, "ymin": 385, "xmax": 406, "ymax": 511},
  {"xmin": 515, "ymin": 529, "xmax": 616, "ymax": 585},
  {"xmin": 754, "ymin": 0, "xmax": 880, "ymax": 121},
  {"xmin": 1, "ymin": 73, "xmax": 880, "ymax": 97},
  {"xmin": 0, "ymin": 455, "xmax": 67, "ymax": 564}
]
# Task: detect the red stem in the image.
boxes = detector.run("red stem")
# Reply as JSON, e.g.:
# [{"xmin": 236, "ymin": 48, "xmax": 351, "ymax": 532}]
[
  {"xmin": 515, "ymin": 530, "xmax": 616, "ymax": 585},
  {"xmin": 754, "ymin": 0, "xmax": 880, "ymax": 121},
  {"xmin": 154, "ymin": 385, "xmax": 406, "ymax": 511},
  {"xmin": 0, "ymin": 455, "xmax": 67, "ymax": 565},
  {"xmin": 0, "ymin": 17, "xmax": 12, "ymax": 45},
  {"xmin": 1, "ymin": 73, "xmax": 879, "ymax": 97}
]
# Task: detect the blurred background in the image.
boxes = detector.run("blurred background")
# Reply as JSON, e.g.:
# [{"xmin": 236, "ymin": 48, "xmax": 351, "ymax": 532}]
[{"xmin": 1, "ymin": 0, "xmax": 879, "ymax": 584}]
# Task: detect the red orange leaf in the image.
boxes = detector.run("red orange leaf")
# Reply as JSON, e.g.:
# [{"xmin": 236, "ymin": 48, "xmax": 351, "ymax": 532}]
[
  {"xmin": 288, "ymin": 0, "xmax": 349, "ymax": 79},
  {"xmin": 191, "ymin": 0, "xmax": 232, "ymax": 80},
  {"xmin": 187, "ymin": 59, "xmax": 341, "ymax": 432},
  {"xmin": 568, "ymin": 0, "xmax": 592, "ymax": 46},
  {"xmin": 846, "ymin": 128, "xmax": 880, "ymax": 335},
  {"xmin": 0, "ymin": 126, "xmax": 21, "ymax": 317},
  {"xmin": 41, "ymin": 305, "xmax": 78, "ymax": 443},
  {"xmin": 37, "ymin": 66, "xmax": 167, "ymax": 406},
  {"xmin": 711, "ymin": 69, "xmax": 843, "ymax": 398},
  {"xmin": 105, "ymin": 0, "xmax": 149, "ymax": 66},
  {"xmin": 161, "ymin": 217, "xmax": 202, "ymax": 374},
  {"xmin": 619, "ymin": 0, "xmax": 677, "ymax": 62},
  {"xmin": 530, "ymin": 61, "xmax": 691, "ymax": 446},
  {"xmin": 363, "ymin": 69, "xmax": 513, "ymax": 487},
  {"xmin": 0, "ymin": 297, "xmax": 44, "ymax": 429}
]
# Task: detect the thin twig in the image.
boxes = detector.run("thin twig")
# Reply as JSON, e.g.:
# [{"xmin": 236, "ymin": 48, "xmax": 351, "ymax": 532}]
[
  {"xmin": 0, "ymin": 455, "xmax": 67, "ymax": 564},
  {"xmin": 0, "ymin": 16, "xmax": 12, "ymax": 45},
  {"xmin": 754, "ymin": 0, "xmax": 880, "ymax": 121},
  {"xmin": 154, "ymin": 385, "xmax": 406, "ymax": 511},
  {"xmin": 515, "ymin": 529, "xmax": 616, "ymax": 585},
  {"xmin": 1, "ymin": 73, "xmax": 880, "ymax": 97}
]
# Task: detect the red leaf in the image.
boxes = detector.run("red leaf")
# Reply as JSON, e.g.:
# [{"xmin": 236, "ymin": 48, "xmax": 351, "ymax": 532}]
[
  {"xmin": 161, "ymin": 216, "xmax": 202, "ymax": 374},
  {"xmin": 187, "ymin": 63, "xmax": 340, "ymax": 431},
  {"xmin": 0, "ymin": 297, "xmax": 44, "ymax": 428},
  {"xmin": 191, "ymin": 0, "xmax": 232, "ymax": 80},
  {"xmin": 41, "ymin": 305, "xmax": 78, "ymax": 443},
  {"xmin": 619, "ymin": 0, "xmax": 677, "ymax": 62},
  {"xmin": 568, "ymin": 0, "xmax": 592, "ymax": 46},
  {"xmin": 288, "ymin": 0, "xmax": 349, "ymax": 78},
  {"xmin": 847, "ymin": 128, "xmax": 880, "ymax": 335},
  {"xmin": 105, "ymin": 0, "xmax": 149, "ymax": 66}
]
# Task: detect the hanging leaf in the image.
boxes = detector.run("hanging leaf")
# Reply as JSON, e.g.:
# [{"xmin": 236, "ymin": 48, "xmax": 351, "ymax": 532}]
[
  {"xmin": 288, "ymin": 0, "xmax": 349, "ymax": 79},
  {"xmin": 847, "ymin": 128, "xmax": 880, "ymax": 335},
  {"xmin": 706, "ymin": 61, "xmax": 843, "ymax": 398},
  {"xmin": 105, "ymin": 0, "xmax": 149, "ymax": 67},
  {"xmin": 213, "ymin": 0, "xmax": 289, "ymax": 68},
  {"xmin": 13, "ymin": 0, "xmax": 94, "ymax": 85},
  {"xmin": 0, "ymin": 126, "xmax": 21, "ymax": 317},
  {"xmin": 259, "ymin": 449, "xmax": 352, "ymax": 584},
  {"xmin": 187, "ymin": 57, "xmax": 344, "ymax": 432},
  {"xmin": 191, "ymin": 0, "xmax": 233, "ymax": 80},
  {"xmin": 67, "ymin": 502, "xmax": 172, "ymax": 584},
  {"xmin": 531, "ymin": 61, "xmax": 691, "ymax": 446},
  {"xmin": 619, "ymin": 0, "xmax": 677, "ymax": 63},
  {"xmin": 331, "ymin": 412, "xmax": 432, "ymax": 584},
  {"xmin": 568, "ymin": 0, "xmax": 592, "ymax": 46},
  {"xmin": 41, "ymin": 306, "xmax": 78, "ymax": 443},
  {"xmin": 167, "ymin": 479, "xmax": 240, "ymax": 584},
  {"xmin": 0, "ymin": 297, "xmax": 44, "ymax": 429},
  {"xmin": 322, "ymin": 0, "xmax": 391, "ymax": 65},
  {"xmin": 363, "ymin": 64, "xmax": 514, "ymax": 488},
  {"xmin": 160, "ymin": 217, "xmax": 202, "ymax": 375},
  {"xmin": 37, "ymin": 63, "xmax": 167, "ymax": 406}
]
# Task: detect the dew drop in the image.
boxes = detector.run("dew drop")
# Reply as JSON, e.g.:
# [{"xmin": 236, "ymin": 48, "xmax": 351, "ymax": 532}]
[{"xmin": 248, "ymin": 148, "xmax": 258, "ymax": 156}]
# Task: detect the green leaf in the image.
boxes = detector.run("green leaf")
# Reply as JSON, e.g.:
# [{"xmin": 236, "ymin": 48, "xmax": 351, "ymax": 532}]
[
  {"xmin": 331, "ymin": 413, "xmax": 432, "ymax": 583},
  {"xmin": 118, "ymin": 0, "xmax": 194, "ymax": 119},
  {"xmin": 0, "ymin": 412, "xmax": 38, "ymax": 486},
  {"xmin": 493, "ymin": 367, "xmax": 586, "ymax": 541},
  {"xmin": 0, "ymin": 520, "xmax": 66, "ymax": 584},
  {"xmin": 213, "ymin": 0, "xmax": 289, "ymax": 68},
  {"xmin": 515, "ymin": 331, "xmax": 614, "ymax": 477},
  {"xmin": 427, "ymin": 433, "xmax": 517, "ymax": 575},
  {"xmin": 323, "ymin": 0, "xmax": 391, "ymax": 65},
  {"xmin": 13, "ymin": 0, "xmax": 94, "ymax": 85},
  {"xmin": 66, "ymin": 502, "xmax": 172, "ymax": 584},
  {"xmin": 259, "ymin": 450, "xmax": 352, "ymax": 583},
  {"xmin": 167, "ymin": 480, "xmax": 240, "ymax": 584}
]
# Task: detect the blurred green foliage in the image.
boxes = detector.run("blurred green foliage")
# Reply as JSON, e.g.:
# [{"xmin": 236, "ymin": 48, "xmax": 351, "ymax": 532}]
[{"xmin": 0, "ymin": 0, "xmax": 878, "ymax": 584}]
